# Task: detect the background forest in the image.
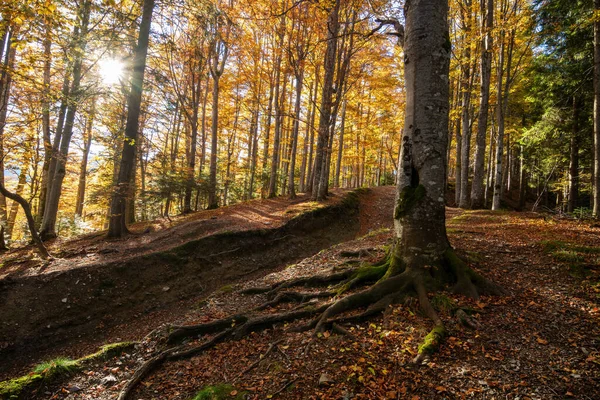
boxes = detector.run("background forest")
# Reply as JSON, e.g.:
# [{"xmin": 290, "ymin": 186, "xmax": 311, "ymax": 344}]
[{"xmin": 0, "ymin": 0, "xmax": 595, "ymax": 244}]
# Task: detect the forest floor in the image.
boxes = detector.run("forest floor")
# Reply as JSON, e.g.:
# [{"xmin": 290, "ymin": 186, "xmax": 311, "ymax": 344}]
[
  {"xmin": 0, "ymin": 191, "xmax": 346, "ymax": 279},
  {"xmin": 2, "ymin": 186, "xmax": 600, "ymax": 399}
]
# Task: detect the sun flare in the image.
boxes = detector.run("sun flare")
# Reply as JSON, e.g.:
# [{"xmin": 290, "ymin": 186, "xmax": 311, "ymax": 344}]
[{"xmin": 98, "ymin": 58, "xmax": 124, "ymax": 85}]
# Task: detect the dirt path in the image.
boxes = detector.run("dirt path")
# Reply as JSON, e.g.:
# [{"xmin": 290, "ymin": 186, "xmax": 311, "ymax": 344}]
[
  {"xmin": 0, "ymin": 191, "xmax": 351, "ymax": 280},
  {"xmin": 1, "ymin": 188, "xmax": 393, "ymax": 383},
  {"xmin": 3, "ymin": 189, "xmax": 600, "ymax": 399}
]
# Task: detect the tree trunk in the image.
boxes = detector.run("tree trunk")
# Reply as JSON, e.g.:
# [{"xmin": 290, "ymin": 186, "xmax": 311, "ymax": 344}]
[
  {"xmin": 471, "ymin": 0, "xmax": 493, "ymax": 209},
  {"xmin": 594, "ymin": 0, "xmax": 600, "ymax": 216},
  {"xmin": 38, "ymin": 19, "xmax": 53, "ymax": 224},
  {"xmin": 312, "ymin": 0, "xmax": 340, "ymax": 201},
  {"xmin": 334, "ymin": 99, "xmax": 347, "ymax": 188},
  {"xmin": 75, "ymin": 100, "xmax": 95, "ymax": 217},
  {"xmin": 568, "ymin": 96, "xmax": 580, "ymax": 213},
  {"xmin": 288, "ymin": 68, "xmax": 304, "ymax": 199},
  {"xmin": 518, "ymin": 144, "xmax": 527, "ymax": 210},
  {"xmin": 0, "ymin": 183, "xmax": 50, "ymax": 259},
  {"xmin": 305, "ymin": 71, "xmax": 319, "ymax": 193},
  {"xmin": 6, "ymin": 160, "xmax": 28, "ymax": 239},
  {"xmin": 0, "ymin": 23, "xmax": 21, "ymax": 240},
  {"xmin": 492, "ymin": 32, "xmax": 507, "ymax": 211},
  {"xmin": 458, "ymin": 3, "xmax": 473, "ymax": 208},
  {"xmin": 107, "ymin": 0, "xmax": 154, "ymax": 238},
  {"xmin": 40, "ymin": 0, "xmax": 91, "ymax": 239}
]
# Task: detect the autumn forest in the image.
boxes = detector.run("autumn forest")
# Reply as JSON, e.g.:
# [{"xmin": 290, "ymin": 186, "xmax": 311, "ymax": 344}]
[
  {"xmin": 0, "ymin": 0, "xmax": 583, "ymax": 243},
  {"xmin": 1, "ymin": 0, "xmax": 600, "ymax": 399}
]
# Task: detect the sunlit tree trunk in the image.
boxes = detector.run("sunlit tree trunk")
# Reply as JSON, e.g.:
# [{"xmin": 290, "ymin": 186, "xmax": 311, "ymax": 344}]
[
  {"xmin": 0, "ymin": 24, "xmax": 15, "ymax": 236},
  {"xmin": 471, "ymin": 0, "xmax": 494, "ymax": 208},
  {"xmin": 40, "ymin": 0, "xmax": 91, "ymax": 239},
  {"xmin": 299, "ymin": 81, "xmax": 314, "ymax": 193},
  {"xmin": 75, "ymin": 100, "xmax": 96, "ymax": 217},
  {"xmin": 492, "ymin": 23, "xmax": 515, "ymax": 211},
  {"xmin": 458, "ymin": 0, "xmax": 473, "ymax": 209},
  {"xmin": 38, "ymin": 19, "xmax": 53, "ymax": 224},
  {"xmin": 267, "ymin": 12, "xmax": 286, "ymax": 199},
  {"xmin": 6, "ymin": 158, "xmax": 28, "ymax": 239},
  {"xmin": 334, "ymin": 99, "xmax": 347, "ymax": 188},
  {"xmin": 207, "ymin": 35, "xmax": 228, "ymax": 209},
  {"xmin": 107, "ymin": 0, "xmax": 154, "ymax": 238},
  {"xmin": 312, "ymin": 0, "xmax": 340, "ymax": 201}
]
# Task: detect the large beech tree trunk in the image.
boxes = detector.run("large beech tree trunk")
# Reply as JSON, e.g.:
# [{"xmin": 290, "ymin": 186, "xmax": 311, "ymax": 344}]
[
  {"xmin": 393, "ymin": 0, "xmax": 452, "ymax": 265},
  {"xmin": 107, "ymin": 0, "xmax": 154, "ymax": 238}
]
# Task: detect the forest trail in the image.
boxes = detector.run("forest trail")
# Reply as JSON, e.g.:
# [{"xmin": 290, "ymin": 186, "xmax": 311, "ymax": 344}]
[
  {"xmin": 0, "ymin": 187, "xmax": 394, "ymax": 381},
  {"xmin": 0, "ymin": 189, "xmax": 362, "ymax": 279},
  {"xmin": 2, "ymin": 187, "xmax": 600, "ymax": 399}
]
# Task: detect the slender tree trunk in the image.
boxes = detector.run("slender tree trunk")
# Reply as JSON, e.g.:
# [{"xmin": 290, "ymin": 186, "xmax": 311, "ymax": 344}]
[
  {"xmin": 208, "ymin": 76, "xmax": 221, "ymax": 209},
  {"xmin": 40, "ymin": 0, "xmax": 92, "ymax": 239},
  {"xmin": 184, "ymin": 101, "xmax": 200, "ymax": 213},
  {"xmin": 247, "ymin": 100, "xmax": 260, "ymax": 199},
  {"xmin": 312, "ymin": 0, "xmax": 340, "ymax": 200},
  {"xmin": 471, "ymin": 0, "xmax": 493, "ymax": 208},
  {"xmin": 288, "ymin": 69, "xmax": 304, "ymax": 199},
  {"xmin": 594, "ymin": 0, "xmax": 600, "ymax": 216},
  {"xmin": 299, "ymin": 81, "xmax": 313, "ymax": 193},
  {"xmin": 199, "ymin": 76, "xmax": 209, "ymax": 178},
  {"xmin": 261, "ymin": 73, "xmax": 275, "ymax": 198},
  {"xmin": 75, "ymin": 100, "xmax": 95, "ymax": 216},
  {"xmin": 568, "ymin": 96, "xmax": 580, "ymax": 213},
  {"xmin": 6, "ymin": 160, "xmax": 28, "ymax": 239},
  {"xmin": 518, "ymin": 144, "xmax": 526, "ymax": 210},
  {"xmin": 107, "ymin": 0, "xmax": 154, "ymax": 237},
  {"xmin": 492, "ymin": 32, "xmax": 506, "ymax": 211},
  {"xmin": 38, "ymin": 20, "xmax": 53, "ymax": 223},
  {"xmin": 268, "ymin": 66, "xmax": 284, "ymax": 198},
  {"xmin": 207, "ymin": 36, "xmax": 228, "ymax": 209},
  {"xmin": 305, "ymin": 73, "xmax": 318, "ymax": 193},
  {"xmin": 334, "ymin": 99, "xmax": 347, "ymax": 188},
  {"xmin": 0, "ymin": 183, "xmax": 50, "ymax": 259},
  {"xmin": 454, "ymin": 115, "xmax": 462, "ymax": 204},
  {"xmin": 458, "ymin": 4, "xmax": 473, "ymax": 208},
  {"xmin": 0, "ymin": 26, "xmax": 15, "ymax": 235}
]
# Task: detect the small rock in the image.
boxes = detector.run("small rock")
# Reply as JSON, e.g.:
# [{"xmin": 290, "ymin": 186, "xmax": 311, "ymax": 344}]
[
  {"xmin": 162, "ymin": 286, "xmax": 170, "ymax": 292},
  {"xmin": 319, "ymin": 373, "xmax": 334, "ymax": 386},
  {"xmin": 69, "ymin": 385, "xmax": 82, "ymax": 393},
  {"xmin": 101, "ymin": 374, "xmax": 118, "ymax": 386},
  {"xmin": 61, "ymin": 298, "xmax": 67, "ymax": 303}
]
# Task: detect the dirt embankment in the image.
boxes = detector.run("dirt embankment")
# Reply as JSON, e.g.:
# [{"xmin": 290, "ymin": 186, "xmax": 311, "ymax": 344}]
[{"xmin": 0, "ymin": 190, "xmax": 375, "ymax": 378}]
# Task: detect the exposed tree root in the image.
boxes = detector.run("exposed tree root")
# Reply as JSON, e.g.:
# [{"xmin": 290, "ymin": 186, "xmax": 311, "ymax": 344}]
[
  {"xmin": 241, "ymin": 268, "xmax": 356, "ymax": 296},
  {"xmin": 254, "ymin": 290, "xmax": 335, "ymax": 310},
  {"xmin": 117, "ymin": 246, "xmax": 504, "ymax": 399}
]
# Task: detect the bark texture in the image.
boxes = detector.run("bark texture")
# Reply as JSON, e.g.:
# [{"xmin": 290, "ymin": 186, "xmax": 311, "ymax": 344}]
[
  {"xmin": 107, "ymin": 0, "xmax": 154, "ymax": 238},
  {"xmin": 471, "ymin": 0, "xmax": 494, "ymax": 209}
]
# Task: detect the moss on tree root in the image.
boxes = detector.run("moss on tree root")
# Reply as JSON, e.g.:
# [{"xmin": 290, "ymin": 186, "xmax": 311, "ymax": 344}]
[{"xmin": 0, "ymin": 342, "xmax": 135, "ymax": 399}]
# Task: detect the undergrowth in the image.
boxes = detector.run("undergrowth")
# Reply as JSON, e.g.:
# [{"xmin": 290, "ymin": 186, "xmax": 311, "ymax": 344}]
[{"xmin": 191, "ymin": 384, "xmax": 246, "ymax": 400}]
